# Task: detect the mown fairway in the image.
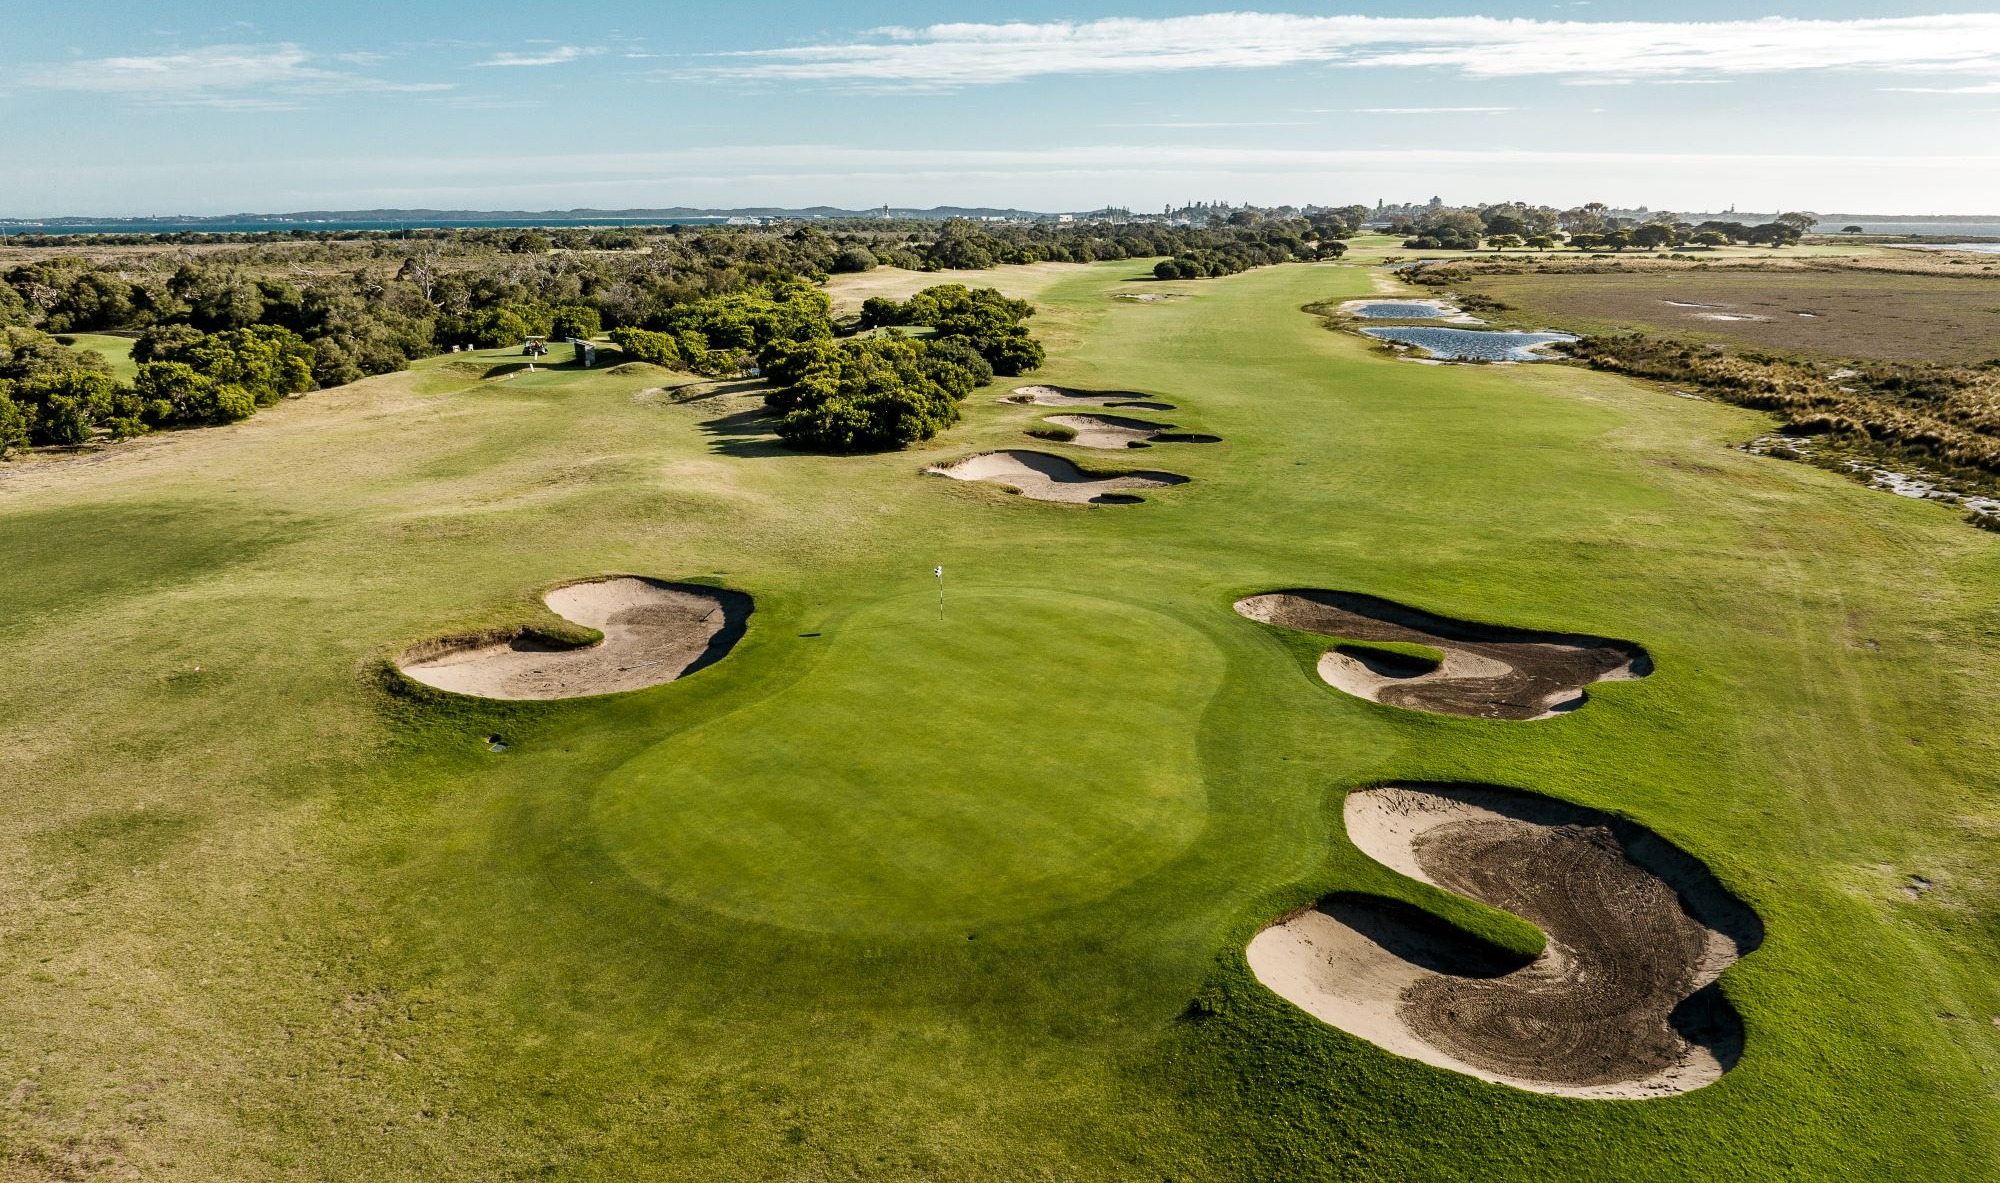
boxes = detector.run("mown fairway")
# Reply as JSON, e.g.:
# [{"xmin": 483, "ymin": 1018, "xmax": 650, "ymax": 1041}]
[{"xmin": 2, "ymin": 260, "xmax": 1996, "ymax": 1181}]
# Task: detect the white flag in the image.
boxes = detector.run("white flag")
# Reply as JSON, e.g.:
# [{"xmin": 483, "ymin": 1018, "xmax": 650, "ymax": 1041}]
[{"xmin": 934, "ymin": 566, "xmax": 943, "ymax": 578}]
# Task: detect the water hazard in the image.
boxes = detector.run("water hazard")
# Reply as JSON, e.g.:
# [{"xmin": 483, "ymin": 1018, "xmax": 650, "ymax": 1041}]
[
  {"xmin": 1362, "ymin": 326, "xmax": 1577, "ymax": 362},
  {"xmin": 1350, "ymin": 302, "xmax": 1449, "ymax": 319}
]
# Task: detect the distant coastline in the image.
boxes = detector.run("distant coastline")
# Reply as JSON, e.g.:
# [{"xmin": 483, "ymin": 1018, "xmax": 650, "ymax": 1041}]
[{"xmin": 0, "ymin": 205, "xmax": 1053, "ymax": 236}]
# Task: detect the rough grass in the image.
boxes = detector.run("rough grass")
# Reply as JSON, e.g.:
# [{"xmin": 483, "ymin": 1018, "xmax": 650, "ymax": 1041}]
[{"xmin": 1, "ymin": 260, "xmax": 1996, "ymax": 1181}]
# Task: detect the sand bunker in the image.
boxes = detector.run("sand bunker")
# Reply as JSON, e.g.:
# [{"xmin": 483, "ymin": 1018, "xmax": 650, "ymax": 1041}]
[
  {"xmin": 1042, "ymin": 413, "xmax": 1222, "ymax": 450},
  {"xmin": 1235, "ymin": 590, "xmax": 1648, "ymax": 720},
  {"xmin": 397, "ymin": 577, "xmax": 750, "ymax": 700},
  {"xmin": 927, "ymin": 450, "xmax": 1188, "ymax": 504},
  {"xmin": 1004, "ymin": 385, "xmax": 1176, "ymax": 411},
  {"xmin": 1249, "ymin": 784, "xmax": 1761, "ymax": 1098}
]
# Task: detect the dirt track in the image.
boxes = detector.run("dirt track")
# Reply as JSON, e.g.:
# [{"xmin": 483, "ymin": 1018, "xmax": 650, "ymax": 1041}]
[{"xmin": 1234, "ymin": 589, "xmax": 1649, "ymax": 719}]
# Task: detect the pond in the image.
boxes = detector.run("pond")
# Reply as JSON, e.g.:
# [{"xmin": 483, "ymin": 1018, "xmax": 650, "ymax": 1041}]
[
  {"xmin": 1350, "ymin": 301, "xmax": 1449, "ymax": 319},
  {"xmin": 1361, "ymin": 326, "xmax": 1577, "ymax": 362}
]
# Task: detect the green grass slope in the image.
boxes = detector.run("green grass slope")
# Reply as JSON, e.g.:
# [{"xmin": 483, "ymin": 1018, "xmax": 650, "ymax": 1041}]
[{"xmin": 0, "ymin": 261, "xmax": 1994, "ymax": 1181}]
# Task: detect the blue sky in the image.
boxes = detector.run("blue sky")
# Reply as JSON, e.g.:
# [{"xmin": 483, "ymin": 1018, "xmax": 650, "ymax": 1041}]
[{"xmin": 4, "ymin": 2, "xmax": 1998, "ymax": 215}]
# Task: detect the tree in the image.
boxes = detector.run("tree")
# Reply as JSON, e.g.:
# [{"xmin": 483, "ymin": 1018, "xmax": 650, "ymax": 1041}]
[
  {"xmin": 769, "ymin": 335, "xmax": 984, "ymax": 453},
  {"xmin": 1842, "ymin": 225, "xmax": 1865, "ymax": 234},
  {"xmin": 830, "ymin": 246, "xmax": 878, "ymax": 273},
  {"xmin": 549, "ymin": 304, "xmax": 602, "ymax": 341},
  {"xmin": 135, "ymin": 361, "xmax": 256, "ymax": 426},
  {"xmin": 132, "ymin": 323, "xmax": 205, "ymax": 364},
  {"xmin": 464, "ymin": 308, "xmax": 531, "ymax": 349},
  {"xmin": 607, "ymin": 327, "xmax": 683, "ymax": 368},
  {"xmin": 170, "ymin": 265, "xmax": 266, "ymax": 332},
  {"xmin": 0, "ymin": 326, "xmax": 111, "ymax": 382},
  {"xmin": 9, "ymin": 370, "xmax": 126, "ymax": 445},
  {"xmin": 0, "ymin": 391, "xmax": 27, "ymax": 454},
  {"xmin": 163, "ymin": 326, "xmax": 316, "ymax": 405},
  {"xmin": 1632, "ymin": 224, "xmax": 1678, "ymax": 250},
  {"xmin": 1746, "ymin": 222, "xmax": 1803, "ymax": 247}
]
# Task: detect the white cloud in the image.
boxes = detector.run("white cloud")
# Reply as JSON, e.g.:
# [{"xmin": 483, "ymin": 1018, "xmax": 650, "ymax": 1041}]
[
  {"xmin": 475, "ymin": 46, "xmax": 604, "ymax": 68},
  {"xmin": 30, "ymin": 43, "xmax": 452, "ymax": 106},
  {"xmin": 708, "ymin": 13, "xmax": 2000, "ymax": 89},
  {"xmin": 1102, "ymin": 120, "xmax": 1310, "ymax": 127},
  {"xmin": 1882, "ymin": 82, "xmax": 2000, "ymax": 93},
  {"xmin": 1345, "ymin": 106, "xmax": 1515, "ymax": 114}
]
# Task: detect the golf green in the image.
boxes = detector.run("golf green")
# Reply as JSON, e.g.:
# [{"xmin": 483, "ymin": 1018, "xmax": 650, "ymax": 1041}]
[{"xmin": 594, "ymin": 587, "xmax": 1220, "ymax": 933}]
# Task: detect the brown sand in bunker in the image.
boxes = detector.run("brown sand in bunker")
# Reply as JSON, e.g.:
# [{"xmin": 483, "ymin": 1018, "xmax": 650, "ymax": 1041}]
[
  {"xmin": 1235, "ymin": 589, "xmax": 1649, "ymax": 720},
  {"xmin": 1042, "ymin": 413, "xmax": 1222, "ymax": 450},
  {"xmin": 1248, "ymin": 785, "xmax": 1761, "ymax": 1098},
  {"xmin": 1003, "ymin": 385, "xmax": 1176, "ymax": 411},
  {"xmin": 927, "ymin": 450, "xmax": 1188, "ymax": 504},
  {"xmin": 397, "ymin": 577, "xmax": 751, "ymax": 700}
]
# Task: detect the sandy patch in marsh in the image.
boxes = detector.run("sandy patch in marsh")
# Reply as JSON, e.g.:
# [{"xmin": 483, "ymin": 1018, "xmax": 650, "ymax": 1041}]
[
  {"xmin": 397, "ymin": 577, "xmax": 750, "ymax": 699},
  {"xmin": 1042, "ymin": 413, "xmax": 1222, "ymax": 450},
  {"xmin": 1235, "ymin": 590, "xmax": 1648, "ymax": 720},
  {"xmin": 1248, "ymin": 784, "xmax": 1761, "ymax": 1098},
  {"xmin": 927, "ymin": 450, "xmax": 1187, "ymax": 504},
  {"xmin": 1003, "ymin": 385, "xmax": 1176, "ymax": 411}
]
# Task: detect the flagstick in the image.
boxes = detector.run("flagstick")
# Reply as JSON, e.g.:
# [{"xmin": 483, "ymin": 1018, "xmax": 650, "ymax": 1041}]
[{"xmin": 935, "ymin": 565, "xmax": 945, "ymax": 621}]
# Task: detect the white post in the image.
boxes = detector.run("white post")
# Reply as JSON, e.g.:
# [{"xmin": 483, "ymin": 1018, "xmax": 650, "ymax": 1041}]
[{"xmin": 935, "ymin": 565, "xmax": 944, "ymax": 621}]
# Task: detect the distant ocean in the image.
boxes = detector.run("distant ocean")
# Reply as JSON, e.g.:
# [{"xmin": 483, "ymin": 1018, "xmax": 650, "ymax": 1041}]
[
  {"xmin": 0, "ymin": 216, "xmax": 736, "ymax": 236},
  {"xmin": 1820, "ymin": 220, "xmax": 2000, "ymax": 238}
]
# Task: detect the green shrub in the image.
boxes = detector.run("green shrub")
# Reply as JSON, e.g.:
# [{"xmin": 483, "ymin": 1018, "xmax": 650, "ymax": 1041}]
[
  {"xmin": 770, "ymin": 336, "xmax": 984, "ymax": 453},
  {"xmin": 152, "ymin": 325, "xmax": 314, "ymax": 406},
  {"xmin": 550, "ymin": 305, "xmax": 602, "ymax": 341},
  {"xmin": 608, "ymin": 327, "xmax": 683, "ymax": 368},
  {"xmin": 135, "ymin": 362, "xmax": 256, "ymax": 426},
  {"xmin": 854, "ymin": 285, "xmax": 1043, "ymax": 377},
  {"xmin": 831, "ymin": 246, "xmax": 878, "ymax": 273},
  {"xmin": 0, "ymin": 391, "xmax": 27, "ymax": 454}
]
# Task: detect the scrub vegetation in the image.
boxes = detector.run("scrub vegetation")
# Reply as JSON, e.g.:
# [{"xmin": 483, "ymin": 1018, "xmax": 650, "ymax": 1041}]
[
  {"xmin": 2, "ymin": 258, "xmax": 1995, "ymax": 1181},
  {"xmin": 0, "ymin": 217, "xmax": 1336, "ymax": 459}
]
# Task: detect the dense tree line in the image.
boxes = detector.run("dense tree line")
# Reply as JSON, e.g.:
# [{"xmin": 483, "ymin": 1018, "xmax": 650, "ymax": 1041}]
[
  {"xmin": 0, "ymin": 216, "xmax": 1310, "ymax": 454},
  {"xmin": 0, "ymin": 323, "xmax": 313, "ymax": 453},
  {"xmin": 1395, "ymin": 203, "xmax": 1815, "ymax": 252}
]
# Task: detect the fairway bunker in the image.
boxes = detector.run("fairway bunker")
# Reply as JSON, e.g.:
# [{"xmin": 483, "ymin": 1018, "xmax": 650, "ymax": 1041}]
[
  {"xmin": 1235, "ymin": 590, "xmax": 1648, "ymax": 720},
  {"xmin": 397, "ymin": 577, "xmax": 750, "ymax": 700},
  {"xmin": 1248, "ymin": 783, "xmax": 1761, "ymax": 1098},
  {"xmin": 1041, "ymin": 413, "xmax": 1222, "ymax": 449},
  {"xmin": 1004, "ymin": 384, "xmax": 1176, "ymax": 411},
  {"xmin": 928, "ymin": 450, "xmax": 1188, "ymax": 504}
]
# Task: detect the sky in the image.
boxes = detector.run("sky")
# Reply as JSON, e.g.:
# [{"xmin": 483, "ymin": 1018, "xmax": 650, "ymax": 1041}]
[{"xmin": 4, "ymin": 1, "xmax": 1999, "ymax": 216}]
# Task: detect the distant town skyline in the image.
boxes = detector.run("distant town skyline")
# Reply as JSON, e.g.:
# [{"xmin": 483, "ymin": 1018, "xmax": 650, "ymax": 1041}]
[{"xmin": 6, "ymin": 2, "xmax": 1999, "ymax": 215}]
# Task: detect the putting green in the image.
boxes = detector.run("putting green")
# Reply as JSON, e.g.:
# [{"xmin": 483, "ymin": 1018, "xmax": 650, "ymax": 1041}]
[{"xmin": 593, "ymin": 587, "xmax": 1220, "ymax": 933}]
